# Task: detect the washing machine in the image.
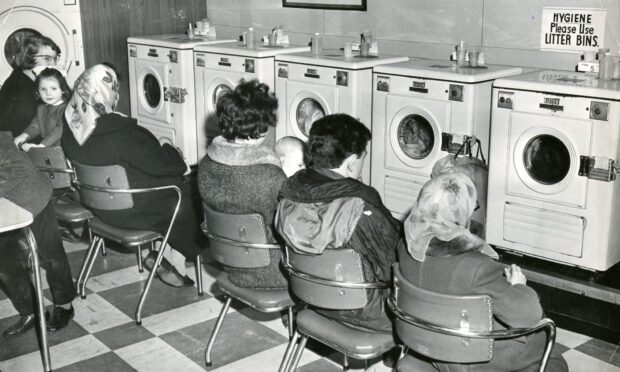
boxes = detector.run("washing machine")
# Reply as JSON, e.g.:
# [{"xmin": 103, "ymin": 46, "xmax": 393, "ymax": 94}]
[
  {"xmin": 127, "ymin": 34, "xmax": 234, "ymax": 166},
  {"xmin": 194, "ymin": 41, "xmax": 309, "ymax": 159},
  {"xmin": 275, "ymin": 50, "xmax": 408, "ymax": 184},
  {"xmin": 371, "ymin": 59, "xmax": 523, "ymax": 220},
  {"xmin": 0, "ymin": 0, "xmax": 85, "ymax": 86},
  {"xmin": 487, "ymin": 70, "xmax": 620, "ymax": 271}
]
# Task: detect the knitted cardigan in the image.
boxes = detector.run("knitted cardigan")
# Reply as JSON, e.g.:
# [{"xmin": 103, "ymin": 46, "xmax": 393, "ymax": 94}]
[{"xmin": 197, "ymin": 136, "xmax": 288, "ymax": 289}]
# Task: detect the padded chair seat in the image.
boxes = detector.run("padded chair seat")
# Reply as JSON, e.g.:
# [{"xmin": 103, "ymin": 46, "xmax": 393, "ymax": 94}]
[
  {"xmin": 216, "ymin": 271, "xmax": 293, "ymax": 312},
  {"xmin": 296, "ymin": 309, "xmax": 395, "ymax": 358},
  {"xmin": 396, "ymin": 354, "xmax": 438, "ymax": 372},
  {"xmin": 89, "ymin": 217, "xmax": 161, "ymax": 245},
  {"xmin": 54, "ymin": 202, "xmax": 94, "ymax": 222}
]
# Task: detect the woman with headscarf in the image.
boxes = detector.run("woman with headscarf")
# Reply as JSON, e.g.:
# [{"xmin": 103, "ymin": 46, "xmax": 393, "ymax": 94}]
[
  {"xmin": 62, "ymin": 64, "xmax": 203, "ymax": 287},
  {"xmin": 398, "ymin": 173, "xmax": 568, "ymax": 372},
  {"xmin": 0, "ymin": 35, "xmax": 61, "ymax": 136}
]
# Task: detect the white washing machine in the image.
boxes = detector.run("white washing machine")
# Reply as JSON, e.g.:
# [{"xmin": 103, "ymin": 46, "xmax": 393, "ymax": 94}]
[
  {"xmin": 194, "ymin": 41, "xmax": 309, "ymax": 159},
  {"xmin": 0, "ymin": 0, "xmax": 85, "ymax": 86},
  {"xmin": 127, "ymin": 34, "xmax": 233, "ymax": 166},
  {"xmin": 275, "ymin": 50, "xmax": 408, "ymax": 184},
  {"xmin": 487, "ymin": 70, "xmax": 620, "ymax": 271},
  {"xmin": 371, "ymin": 59, "xmax": 522, "ymax": 220}
]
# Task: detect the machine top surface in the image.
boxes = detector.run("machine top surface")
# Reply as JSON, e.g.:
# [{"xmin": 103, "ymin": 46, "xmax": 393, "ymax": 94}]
[
  {"xmin": 194, "ymin": 41, "xmax": 310, "ymax": 57},
  {"xmin": 494, "ymin": 69, "xmax": 620, "ymax": 100},
  {"xmin": 127, "ymin": 34, "xmax": 235, "ymax": 49},
  {"xmin": 374, "ymin": 58, "xmax": 523, "ymax": 83},
  {"xmin": 275, "ymin": 50, "xmax": 408, "ymax": 70}
]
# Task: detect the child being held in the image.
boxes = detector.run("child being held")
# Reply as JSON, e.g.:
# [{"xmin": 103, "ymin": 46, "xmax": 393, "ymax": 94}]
[
  {"xmin": 13, "ymin": 67, "xmax": 71, "ymax": 151},
  {"xmin": 274, "ymin": 136, "xmax": 307, "ymax": 177}
]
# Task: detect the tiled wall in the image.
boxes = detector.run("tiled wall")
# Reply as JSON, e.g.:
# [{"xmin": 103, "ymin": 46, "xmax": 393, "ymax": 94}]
[{"xmin": 206, "ymin": 0, "xmax": 620, "ymax": 70}]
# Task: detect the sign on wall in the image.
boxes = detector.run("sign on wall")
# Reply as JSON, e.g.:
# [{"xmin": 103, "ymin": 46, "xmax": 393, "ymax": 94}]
[{"xmin": 540, "ymin": 7, "xmax": 606, "ymax": 52}]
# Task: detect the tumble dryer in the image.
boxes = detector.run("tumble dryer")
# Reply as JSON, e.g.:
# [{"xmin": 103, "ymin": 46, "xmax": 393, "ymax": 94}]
[
  {"xmin": 487, "ymin": 70, "xmax": 620, "ymax": 271},
  {"xmin": 0, "ymin": 0, "xmax": 85, "ymax": 86},
  {"xmin": 275, "ymin": 51, "xmax": 408, "ymax": 184},
  {"xmin": 371, "ymin": 59, "xmax": 522, "ymax": 219},
  {"xmin": 127, "ymin": 34, "xmax": 233, "ymax": 166},
  {"xmin": 194, "ymin": 41, "xmax": 309, "ymax": 159}
]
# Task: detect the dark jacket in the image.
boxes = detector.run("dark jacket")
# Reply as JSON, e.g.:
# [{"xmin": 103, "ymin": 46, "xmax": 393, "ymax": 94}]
[
  {"xmin": 62, "ymin": 113, "xmax": 188, "ymax": 227},
  {"xmin": 198, "ymin": 138, "xmax": 288, "ymax": 289},
  {"xmin": 0, "ymin": 131, "xmax": 52, "ymax": 215},
  {"xmin": 0, "ymin": 69, "xmax": 38, "ymax": 136},
  {"xmin": 398, "ymin": 240, "xmax": 566, "ymax": 372},
  {"xmin": 277, "ymin": 168, "xmax": 400, "ymax": 332},
  {"xmin": 24, "ymin": 102, "xmax": 67, "ymax": 147}
]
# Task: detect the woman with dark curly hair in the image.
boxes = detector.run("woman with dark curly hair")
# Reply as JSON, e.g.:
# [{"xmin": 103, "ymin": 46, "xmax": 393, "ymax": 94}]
[{"xmin": 198, "ymin": 79, "xmax": 288, "ymax": 289}]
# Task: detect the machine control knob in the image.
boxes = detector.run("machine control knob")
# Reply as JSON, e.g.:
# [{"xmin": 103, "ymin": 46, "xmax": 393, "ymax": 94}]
[
  {"xmin": 448, "ymin": 84, "xmax": 463, "ymax": 102},
  {"xmin": 497, "ymin": 91, "xmax": 514, "ymax": 109},
  {"xmin": 336, "ymin": 71, "xmax": 348, "ymax": 86}
]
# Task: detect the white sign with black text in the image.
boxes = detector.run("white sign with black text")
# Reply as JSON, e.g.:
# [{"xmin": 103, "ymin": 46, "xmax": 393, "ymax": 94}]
[{"xmin": 540, "ymin": 7, "xmax": 606, "ymax": 52}]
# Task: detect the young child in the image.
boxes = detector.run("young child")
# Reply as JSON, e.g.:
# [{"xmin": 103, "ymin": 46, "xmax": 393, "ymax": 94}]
[
  {"xmin": 13, "ymin": 67, "xmax": 71, "ymax": 151},
  {"xmin": 274, "ymin": 136, "xmax": 307, "ymax": 177}
]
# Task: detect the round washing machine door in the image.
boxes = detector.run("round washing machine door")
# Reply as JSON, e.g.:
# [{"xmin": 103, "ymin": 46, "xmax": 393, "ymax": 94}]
[
  {"xmin": 289, "ymin": 93, "xmax": 328, "ymax": 139},
  {"xmin": 513, "ymin": 127, "xmax": 577, "ymax": 194},
  {"xmin": 136, "ymin": 65, "xmax": 169, "ymax": 124},
  {"xmin": 389, "ymin": 107, "xmax": 441, "ymax": 168},
  {"xmin": 207, "ymin": 78, "xmax": 234, "ymax": 115},
  {"xmin": 0, "ymin": 6, "xmax": 73, "ymax": 85}
]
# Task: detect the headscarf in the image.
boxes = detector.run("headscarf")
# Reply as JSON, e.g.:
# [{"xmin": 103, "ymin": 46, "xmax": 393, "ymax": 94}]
[
  {"xmin": 65, "ymin": 64, "xmax": 119, "ymax": 145},
  {"xmin": 404, "ymin": 172, "xmax": 498, "ymax": 262}
]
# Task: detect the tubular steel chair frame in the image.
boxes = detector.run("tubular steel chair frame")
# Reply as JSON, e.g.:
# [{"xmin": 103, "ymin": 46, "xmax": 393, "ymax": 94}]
[
  {"xmin": 27, "ymin": 147, "xmax": 94, "ymax": 244},
  {"xmin": 387, "ymin": 282, "xmax": 556, "ymax": 372},
  {"xmin": 279, "ymin": 253, "xmax": 391, "ymax": 372},
  {"xmin": 72, "ymin": 163, "xmax": 203, "ymax": 325},
  {"xmin": 202, "ymin": 211, "xmax": 294, "ymax": 367}
]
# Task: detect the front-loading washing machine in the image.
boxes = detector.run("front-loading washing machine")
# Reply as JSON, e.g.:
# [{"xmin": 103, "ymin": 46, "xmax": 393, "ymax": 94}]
[
  {"xmin": 0, "ymin": 0, "xmax": 85, "ymax": 86},
  {"xmin": 127, "ymin": 34, "xmax": 234, "ymax": 166},
  {"xmin": 194, "ymin": 41, "xmax": 309, "ymax": 159},
  {"xmin": 275, "ymin": 50, "xmax": 408, "ymax": 184},
  {"xmin": 487, "ymin": 70, "xmax": 620, "ymax": 271},
  {"xmin": 371, "ymin": 59, "xmax": 522, "ymax": 220}
]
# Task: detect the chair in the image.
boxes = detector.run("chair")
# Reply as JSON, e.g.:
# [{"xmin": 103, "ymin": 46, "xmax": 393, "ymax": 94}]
[
  {"xmin": 202, "ymin": 204, "xmax": 294, "ymax": 367},
  {"xmin": 388, "ymin": 264, "xmax": 556, "ymax": 372},
  {"xmin": 71, "ymin": 161, "xmax": 204, "ymax": 324},
  {"xmin": 27, "ymin": 147, "xmax": 94, "ymax": 243},
  {"xmin": 279, "ymin": 248, "xmax": 394, "ymax": 372}
]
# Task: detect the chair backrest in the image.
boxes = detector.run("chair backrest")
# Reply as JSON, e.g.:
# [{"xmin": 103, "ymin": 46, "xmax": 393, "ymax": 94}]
[
  {"xmin": 72, "ymin": 161, "xmax": 134, "ymax": 210},
  {"xmin": 285, "ymin": 248, "xmax": 384, "ymax": 310},
  {"xmin": 203, "ymin": 204, "xmax": 279, "ymax": 269},
  {"xmin": 27, "ymin": 146, "xmax": 73, "ymax": 189},
  {"xmin": 392, "ymin": 264, "xmax": 494, "ymax": 363}
]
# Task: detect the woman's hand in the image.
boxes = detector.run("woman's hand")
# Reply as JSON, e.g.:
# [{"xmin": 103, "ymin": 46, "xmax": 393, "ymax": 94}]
[
  {"xmin": 504, "ymin": 264, "xmax": 527, "ymax": 285},
  {"xmin": 13, "ymin": 133, "xmax": 29, "ymax": 148}
]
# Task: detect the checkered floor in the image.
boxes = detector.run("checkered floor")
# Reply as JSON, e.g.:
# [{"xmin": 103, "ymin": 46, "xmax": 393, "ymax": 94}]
[{"xmin": 0, "ymin": 240, "xmax": 619, "ymax": 372}]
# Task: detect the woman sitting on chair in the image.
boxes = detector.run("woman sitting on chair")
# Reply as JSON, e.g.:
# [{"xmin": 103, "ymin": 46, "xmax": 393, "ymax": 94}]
[
  {"xmin": 399, "ymin": 173, "xmax": 568, "ymax": 372},
  {"xmin": 62, "ymin": 64, "xmax": 203, "ymax": 287},
  {"xmin": 198, "ymin": 79, "xmax": 287, "ymax": 289}
]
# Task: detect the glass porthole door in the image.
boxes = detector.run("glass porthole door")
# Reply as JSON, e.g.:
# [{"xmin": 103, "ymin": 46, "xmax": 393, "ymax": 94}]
[
  {"xmin": 522, "ymin": 134, "xmax": 571, "ymax": 185},
  {"xmin": 397, "ymin": 114, "xmax": 435, "ymax": 160},
  {"xmin": 295, "ymin": 97, "xmax": 326, "ymax": 137}
]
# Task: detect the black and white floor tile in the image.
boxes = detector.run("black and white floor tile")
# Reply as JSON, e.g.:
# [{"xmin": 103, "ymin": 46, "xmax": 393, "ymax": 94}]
[{"xmin": 0, "ymin": 240, "xmax": 619, "ymax": 371}]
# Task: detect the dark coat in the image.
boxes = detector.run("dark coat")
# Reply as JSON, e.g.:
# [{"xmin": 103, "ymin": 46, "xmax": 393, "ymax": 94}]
[
  {"xmin": 0, "ymin": 69, "xmax": 38, "ymax": 136},
  {"xmin": 62, "ymin": 113, "xmax": 204, "ymax": 258},
  {"xmin": 277, "ymin": 168, "xmax": 400, "ymax": 332},
  {"xmin": 398, "ymin": 241, "xmax": 567, "ymax": 372}
]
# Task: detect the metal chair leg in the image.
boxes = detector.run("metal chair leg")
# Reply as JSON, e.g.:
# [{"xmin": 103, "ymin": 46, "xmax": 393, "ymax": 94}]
[
  {"xmin": 135, "ymin": 242, "xmax": 169, "ymax": 325},
  {"xmin": 279, "ymin": 330, "xmax": 300, "ymax": 372},
  {"xmin": 287, "ymin": 306, "xmax": 294, "ymax": 339},
  {"xmin": 137, "ymin": 244, "xmax": 144, "ymax": 273},
  {"xmin": 76, "ymin": 236, "xmax": 102, "ymax": 298},
  {"xmin": 80, "ymin": 238, "xmax": 104, "ymax": 298},
  {"xmin": 363, "ymin": 359, "xmax": 368, "ymax": 371},
  {"xmin": 24, "ymin": 227, "xmax": 51, "ymax": 372},
  {"xmin": 101, "ymin": 239, "xmax": 107, "ymax": 256},
  {"xmin": 289, "ymin": 334, "xmax": 308, "ymax": 372},
  {"xmin": 195, "ymin": 254, "xmax": 203, "ymax": 296},
  {"xmin": 204, "ymin": 296, "xmax": 232, "ymax": 366},
  {"xmin": 343, "ymin": 354, "xmax": 349, "ymax": 371}
]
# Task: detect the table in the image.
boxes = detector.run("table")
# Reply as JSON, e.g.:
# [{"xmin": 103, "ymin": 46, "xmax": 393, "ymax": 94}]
[{"xmin": 0, "ymin": 198, "xmax": 51, "ymax": 371}]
